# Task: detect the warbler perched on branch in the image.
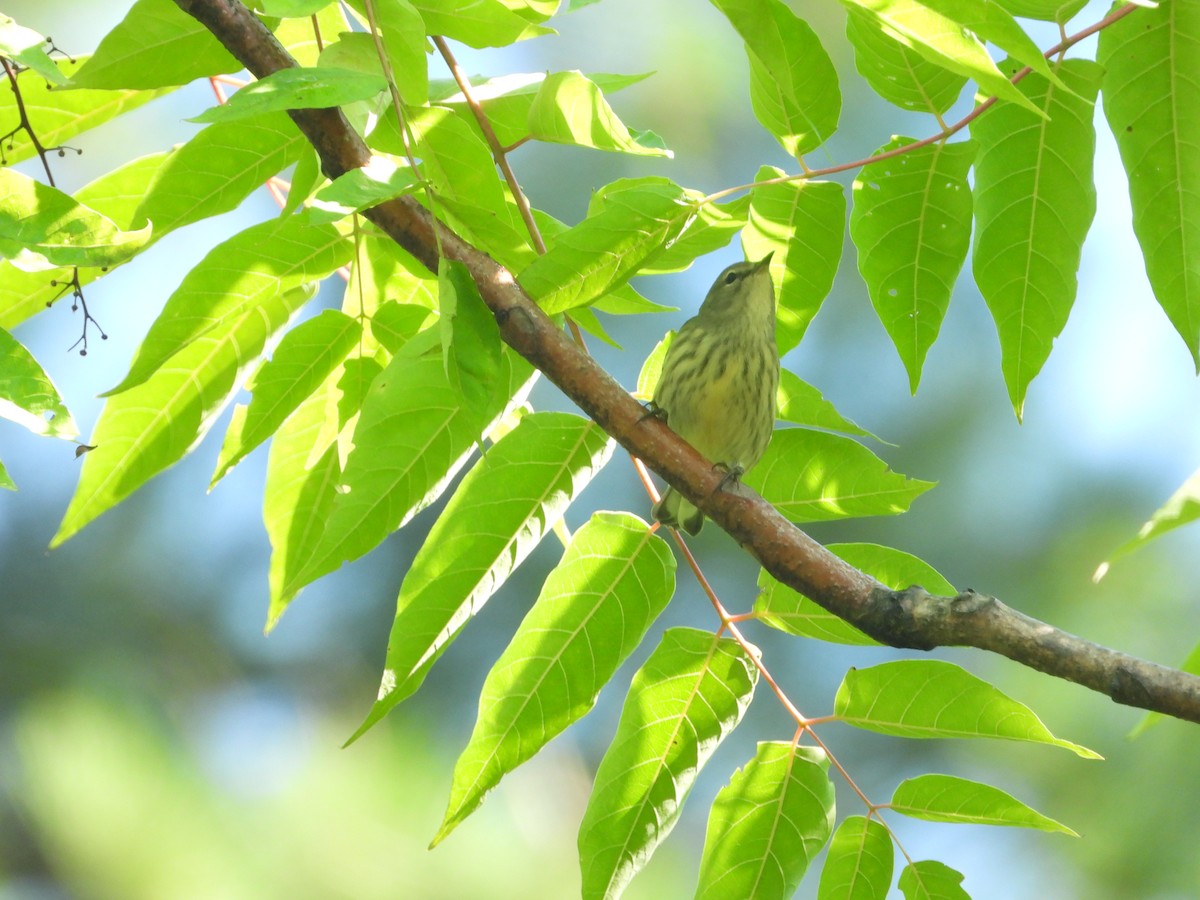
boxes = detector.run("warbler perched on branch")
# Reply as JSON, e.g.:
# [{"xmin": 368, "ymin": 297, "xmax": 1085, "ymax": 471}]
[{"xmin": 650, "ymin": 254, "xmax": 779, "ymax": 535}]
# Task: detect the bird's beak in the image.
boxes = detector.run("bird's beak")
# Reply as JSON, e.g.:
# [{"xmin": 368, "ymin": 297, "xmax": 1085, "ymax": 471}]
[{"xmin": 753, "ymin": 252, "xmax": 774, "ymax": 272}]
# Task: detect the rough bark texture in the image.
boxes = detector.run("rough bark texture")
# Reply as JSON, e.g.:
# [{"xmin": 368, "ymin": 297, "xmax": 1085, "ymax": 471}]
[{"xmin": 175, "ymin": 0, "xmax": 1200, "ymax": 727}]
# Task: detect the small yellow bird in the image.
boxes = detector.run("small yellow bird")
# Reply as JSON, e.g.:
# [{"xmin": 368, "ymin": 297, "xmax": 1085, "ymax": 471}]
[{"xmin": 650, "ymin": 254, "xmax": 779, "ymax": 535}]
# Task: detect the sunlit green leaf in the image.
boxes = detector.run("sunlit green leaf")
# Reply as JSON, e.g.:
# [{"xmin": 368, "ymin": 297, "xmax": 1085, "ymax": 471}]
[
  {"xmin": 0, "ymin": 459, "xmax": 14, "ymax": 491},
  {"xmin": 525, "ymin": 70, "xmax": 670, "ymax": 157},
  {"xmin": 710, "ymin": 0, "xmax": 841, "ymax": 156},
  {"xmin": 309, "ymin": 155, "xmax": 420, "ymax": 223},
  {"xmin": 134, "ymin": 113, "xmax": 308, "ymax": 234},
  {"xmin": 0, "ymin": 154, "xmax": 167, "ymax": 330},
  {"xmin": 836, "ymin": 0, "xmax": 1040, "ymax": 114},
  {"xmin": 189, "ymin": 67, "xmax": 387, "ymax": 124},
  {"xmin": 756, "ymin": 542, "xmax": 954, "ymax": 645},
  {"xmin": 851, "ymin": 138, "xmax": 976, "ymax": 392},
  {"xmin": 0, "ymin": 327, "xmax": 77, "ymax": 439},
  {"xmin": 343, "ymin": 0, "xmax": 428, "ymax": 102},
  {"xmin": 746, "ymin": 429, "xmax": 933, "ymax": 523},
  {"xmin": 349, "ymin": 412, "xmax": 613, "ymax": 735},
  {"xmin": 1098, "ymin": 469, "xmax": 1200, "ymax": 579},
  {"xmin": 776, "ymin": 369, "xmax": 881, "ymax": 441},
  {"xmin": 1099, "ymin": 1, "xmax": 1200, "ymax": 366},
  {"xmin": 520, "ymin": 177, "xmax": 698, "ymax": 315},
  {"xmin": 817, "ymin": 815, "xmax": 893, "ymax": 900},
  {"xmin": 971, "ymin": 59, "xmax": 1102, "ymax": 416},
  {"xmin": 52, "ymin": 283, "xmax": 321, "ymax": 547},
  {"xmin": 890, "ymin": 774, "xmax": 1077, "ymax": 834},
  {"xmin": 0, "ymin": 14, "xmax": 67, "ymax": 84},
  {"xmin": 438, "ymin": 257, "xmax": 503, "ymax": 425},
  {"xmin": 920, "ymin": 0, "xmax": 1060, "ymax": 85},
  {"xmin": 68, "ymin": 0, "xmax": 241, "ymax": 89},
  {"xmin": 578, "ymin": 628, "xmax": 758, "ymax": 900},
  {"xmin": 993, "ymin": 0, "xmax": 1086, "ymax": 23},
  {"xmin": 408, "ymin": 0, "xmax": 553, "ymax": 48},
  {"xmin": 898, "ymin": 860, "xmax": 969, "ymax": 900},
  {"xmin": 0, "ymin": 169, "xmax": 152, "ymax": 272},
  {"xmin": 844, "ymin": 7, "xmax": 965, "ymax": 114},
  {"xmin": 743, "ymin": 168, "xmax": 844, "ymax": 353},
  {"xmin": 106, "ymin": 216, "xmax": 352, "ymax": 395},
  {"xmin": 264, "ymin": 369, "xmax": 343, "ymax": 627},
  {"xmin": 835, "ymin": 659, "xmax": 1100, "ymax": 757},
  {"xmin": 435, "ymin": 512, "xmax": 674, "ymax": 844},
  {"xmin": 696, "ymin": 743, "xmax": 835, "ymax": 899},
  {"xmin": 212, "ymin": 309, "xmax": 361, "ymax": 486},
  {"xmin": 285, "ymin": 350, "xmax": 535, "ymax": 596}
]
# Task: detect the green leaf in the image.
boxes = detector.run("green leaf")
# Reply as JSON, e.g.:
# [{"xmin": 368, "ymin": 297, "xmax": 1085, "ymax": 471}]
[
  {"xmin": 834, "ymin": 659, "xmax": 1100, "ymax": 757},
  {"xmin": 499, "ymin": 0, "xmax": 561, "ymax": 21},
  {"xmin": 742, "ymin": 169, "xmax": 845, "ymax": 353},
  {"xmin": 616, "ymin": 193, "xmax": 749, "ymax": 276},
  {"xmin": 67, "ymin": 0, "xmax": 241, "ymax": 89},
  {"xmin": 397, "ymin": 106, "xmax": 526, "ymax": 249},
  {"xmin": 277, "ymin": 5, "xmax": 351, "ymax": 67},
  {"xmin": 920, "ymin": 0, "xmax": 1061, "ymax": 87},
  {"xmin": 106, "ymin": 216, "xmax": 352, "ymax": 396},
  {"xmin": 0, "ymin": 169, "xmax": 152, "ymax": 272},
  {"xmin": 898, "ymin": 860, "xmax": 969, "ymax": 900},
  {"xmin": 189, "ymin": 67, "xmax": 387, "ymax": 124},
  {"xmin": 696, "ymin": 743, "xmax": 835, "ymax": 899},
  {"xmin": 408, "ymin": 0, "xmax": 554, "ymax": 48},
  {"xmin": 0, "ymin": 459, "xmax": 14, "ymax": 491},
  {"xmin": 438, "ymin": 258, "xmax": 503, "ymax": 420},
  {"xmin": 746, "ymin": 429, "xmax": 933, "ymax": 523},
  {"xmin": 134, "ymin": 113, "xmax": 308, "ymax": 234},
  {"xmin": 526, "ymin": 70, "xmax": 671, "ymax": 157},
  {"xmin": 0, "ymin": 14, "xmax": 67, "ymax": 84},
  {"xmin": 520, "ymin": 178, "xmax": 699, "ymax": 315},
  {"xmin": 836, "ymin": 0, "xmax": 1040, "ymax": 115},
  {"xmin": 343, "ymin": 0, "xmax": 428, "ymax": 102},
  {"xmin": 890, "ymin": 773, "xmax": 1077, "ymax": 835},
  {"xmin": 371, "ymin": 301, "xmax": 435, "ymax": 353},
  {"xmin": 262, "ymin": 0, "xmax": 335, "ymax": 14},
  {"xmin": 285, "ymin": 350, "xmax": 535, "ymax": 596},
  {"xmin": 756, "ymin": 542, "xmax": 955, "ymax": 645},
  {"xmin": 0, "ymin": 154, "xmax": 168, "ymax": 331},
  {"xmin": 264, "ymin": 369, "xmax": 343, "ymax": 627},
  {"xmin": 212, "ymin": 309, "xmax": 361, "ymax": 486},
  {"xmin": 578, "ymin": 628, "xmax": 758, "ymax": 900},
  {"xmin": 993, "ymin": 0, "xmax": 1086, "ymax": 23},
  {"xmin": 52, "ymin": 282, "xmax": 321, "ymax": 547},
  {"xmin": 0, "ymin": 327, "xmax": 77, "ymax": 439},
  {"xmin": 433, "ymin": 70, "xmax": 650, "ymax": 148},
  {"xmin": 309, "ymin": 155, "xmax": 421, "ymax": 223},
  {"xmin": 709, "ymin": 0, "xmax": 841, "ymax": 156},
  {"xmin": 434, "ymin": 512, "xmax": 675, "ymax": 844},
  {"xmin": 636, "ymin": 332, "xmax": 672, "ymax": 401},
  {"xmin": 1098, "ymin": 469, "xmax": 1200, "ymax": 579},
  {"xmin": 1099, "ymin": 1, "xmax": 1200, "ymax": 366},
  {"xmin": 817, "ymin": 815, "xmax": 894, "ymax": 900},
  {"xmin": 776, "ymin": 369, "xmax": 882, "ymax": 441},
  {"xmin": 0, "ymin": 56, "xmax": 170, "ymax": 169},
  {"xmin": 971, "ymin": 59, "xmax": 1103, "ymax": 416},
  {"xmin": 349, "ymin": 412, "xmax": 614, "ymax": 735},
  {"xmin": 844, "ymin": 7, "xmax": 965, "ymax": 115},
  {"xmin": 850, "ymin": 138, "xmax": 976, "ymax": 392}
]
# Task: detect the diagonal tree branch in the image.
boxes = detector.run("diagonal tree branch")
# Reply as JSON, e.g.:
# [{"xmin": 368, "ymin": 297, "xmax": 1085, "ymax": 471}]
[{"xmin": 173, "ymin": 0, "xmax": 1200, "ymax": 727}]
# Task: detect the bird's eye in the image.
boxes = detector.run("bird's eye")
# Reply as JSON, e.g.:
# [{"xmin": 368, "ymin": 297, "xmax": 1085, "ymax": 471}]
[{"xmin": 723, "ymin": 271, "xmax": 739, "ymax": 285}]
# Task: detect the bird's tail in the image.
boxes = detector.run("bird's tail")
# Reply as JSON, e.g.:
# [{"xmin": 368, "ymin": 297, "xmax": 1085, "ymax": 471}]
[{"xmin": 652, "ymin": 487, "xmax": 704, "ymax": 535}]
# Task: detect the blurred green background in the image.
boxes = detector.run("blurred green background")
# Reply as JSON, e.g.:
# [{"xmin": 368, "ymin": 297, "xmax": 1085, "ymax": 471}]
[{"xmin": 3, "ymin": 2, "xmax": 1200, "ymax": 897}]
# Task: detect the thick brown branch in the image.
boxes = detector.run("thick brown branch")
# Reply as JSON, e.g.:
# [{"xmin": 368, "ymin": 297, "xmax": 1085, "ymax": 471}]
[{"xmin": 174, "ymin": 0, "xmax": 1200, "ymax": 727}]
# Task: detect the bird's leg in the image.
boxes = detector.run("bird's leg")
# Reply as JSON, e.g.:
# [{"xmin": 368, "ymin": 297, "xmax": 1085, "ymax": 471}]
[
  {"xmin": 712, "ymin": 463, "xmax": 745, "ymax": 494},
  {"xmin": 639, "ymin": 400, "xmax": 668, "ymax": 425}
]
